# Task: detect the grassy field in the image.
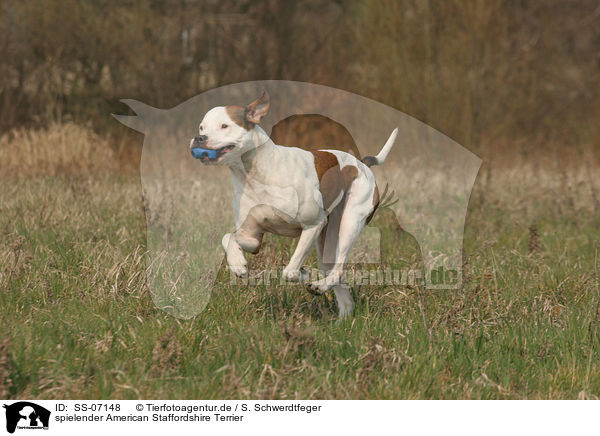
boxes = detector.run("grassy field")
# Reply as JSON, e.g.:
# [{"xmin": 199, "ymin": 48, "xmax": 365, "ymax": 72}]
[{"xmin": 1, "ymin": 125, "xmax": 600, "ymax": 399}]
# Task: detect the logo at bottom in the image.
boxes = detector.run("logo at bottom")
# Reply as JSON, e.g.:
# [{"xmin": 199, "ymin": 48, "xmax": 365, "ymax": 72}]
[{"xmin": 3, "ymin": 402, "xmax": 51, "ymax": 434}]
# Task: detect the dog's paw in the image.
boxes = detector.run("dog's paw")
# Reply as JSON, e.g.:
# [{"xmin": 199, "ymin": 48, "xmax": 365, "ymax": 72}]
[
  {"xmin": 229, "ymin": 265, "xmax": 248, "ymax": 279},
  {"xmin": 306, "ymin": 280, "xmax": 327, "ymax": 296},
  {"xmin": 306, "ymin": 281, "xmax": 322, "ymax": 296},
  {"xmin": 306, "ymin": 277, "xmax": 335, "ymax": 295},
  {"xmin": 282, "ymin": 267, "xmax": 309, "ymax": 282},
  {"xmin": 337, "ymin": 303, "xmax": 354, "ymax": 320}
]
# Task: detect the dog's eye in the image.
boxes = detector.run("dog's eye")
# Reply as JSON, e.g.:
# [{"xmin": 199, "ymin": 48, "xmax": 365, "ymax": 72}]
[
  {"xmin": 221, "ymin": 124, "xmax": 228, "ymax": 129},
  {"xmin": 199, "ymin": 126, "xmax": 203, "ymax": 131}
]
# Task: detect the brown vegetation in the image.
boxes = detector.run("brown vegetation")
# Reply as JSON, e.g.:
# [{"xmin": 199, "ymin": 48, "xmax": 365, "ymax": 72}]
[
  {"xmin": 0, "ymin": 0, "xmax": 598, "ymax": 168},
  {"xmin": 0, "ymin": 122, "xmax": 116, "ymax": 177}
]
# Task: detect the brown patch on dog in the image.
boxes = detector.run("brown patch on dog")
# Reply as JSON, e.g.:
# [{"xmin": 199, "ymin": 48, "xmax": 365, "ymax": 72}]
[
  {"xmin": 366, "ymin": 185, "xmax": 380, "ymax": 224},
  {"xmin": 342, "ymin": 165, "xmax": 358, "ymax": 187},
  {"xmin": 226, "ymin": 105, "xmax": 250, "ymax": 130},
  {"xmin": 310, "ymin": 150, "xmax": 338, "ymax": 181},
  {"xmin": 311, "ymin": 151, "xmax": 358, "ymax": 210},
  {"xmin": 226, "ymin": 91, "xmax": 270, "ymax": 129}
]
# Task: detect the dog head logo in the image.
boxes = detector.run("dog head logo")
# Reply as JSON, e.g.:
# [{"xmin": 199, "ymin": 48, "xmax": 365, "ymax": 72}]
[
  {"xmin": 114, "ymin": 80, "xmax": 481, "ymax": 319},
  {"xmin": 3, "ymin": 402, "xmax": 50, "ymax": 433}
]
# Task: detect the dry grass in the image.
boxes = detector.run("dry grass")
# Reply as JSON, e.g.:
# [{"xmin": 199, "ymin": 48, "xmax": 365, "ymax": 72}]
[
  {"xmin": 0, "ymin": 122, "xmax": 117, "ymax": 177},
  {"xmin": 0, "ymin": 335, "xmax": 13, "ymax": 398},
  {"xmin": 1, "ymin": 123, "xmax": 599, "ymax": 399}
]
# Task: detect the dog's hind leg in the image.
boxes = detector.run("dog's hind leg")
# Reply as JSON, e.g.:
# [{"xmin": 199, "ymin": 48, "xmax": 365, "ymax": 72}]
[
  {"xmin": 308, "ymin": 177, "xmax": 375, "ymax": 296},
  {"xmin": 315, "ymin": 212, "xmax": 354, "ymax": 318}
]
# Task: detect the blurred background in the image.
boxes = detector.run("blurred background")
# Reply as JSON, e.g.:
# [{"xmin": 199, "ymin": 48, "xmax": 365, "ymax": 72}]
[{"xmin": 1, "ymin": 0, "xmax": 599, "ymax": 174}]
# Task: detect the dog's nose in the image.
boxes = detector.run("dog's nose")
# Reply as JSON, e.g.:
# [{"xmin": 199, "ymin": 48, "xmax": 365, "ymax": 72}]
[{"xmin": 192, "ymin": 135, "xmax": 208, "ymax": 147}]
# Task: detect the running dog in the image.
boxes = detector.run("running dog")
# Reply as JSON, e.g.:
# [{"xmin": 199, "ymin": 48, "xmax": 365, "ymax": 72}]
[{"xmin": 190, "ymin": 91, "xmax": 397, "ymax": 317}]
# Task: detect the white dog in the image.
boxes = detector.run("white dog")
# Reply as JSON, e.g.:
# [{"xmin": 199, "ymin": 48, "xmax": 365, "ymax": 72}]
[{"xmin": 190, "ymin": 92, "xmax": 397, "ymax": 317}]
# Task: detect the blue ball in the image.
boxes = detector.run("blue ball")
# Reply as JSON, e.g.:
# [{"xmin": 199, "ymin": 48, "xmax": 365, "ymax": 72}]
[{"xmin": 191, "ymin": 147, "xmax": 218, "ymax": 160}]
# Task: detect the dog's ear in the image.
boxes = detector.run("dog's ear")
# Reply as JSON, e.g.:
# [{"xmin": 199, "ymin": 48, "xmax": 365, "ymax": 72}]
[{"xmin": 245, "ymin": 91, "xmax": 270, "ymax": 124}]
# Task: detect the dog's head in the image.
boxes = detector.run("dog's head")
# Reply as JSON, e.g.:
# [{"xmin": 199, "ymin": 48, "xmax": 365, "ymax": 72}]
[{"xmin": 190, "ymin": 91, "xmax": 270, "ymax": 165}]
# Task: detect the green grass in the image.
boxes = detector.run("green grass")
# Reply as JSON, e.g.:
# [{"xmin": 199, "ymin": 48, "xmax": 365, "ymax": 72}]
[{"xmin": 1, "ymin": 172, "xmax": 599, "ymax": 399}]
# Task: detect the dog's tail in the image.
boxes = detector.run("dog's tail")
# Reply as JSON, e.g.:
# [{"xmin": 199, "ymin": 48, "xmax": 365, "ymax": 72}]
[{"xmin": 361, "ymin": 128, "xmax": 398, "ymax": 167}]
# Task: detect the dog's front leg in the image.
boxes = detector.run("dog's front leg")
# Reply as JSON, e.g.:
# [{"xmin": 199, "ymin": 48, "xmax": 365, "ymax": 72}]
[
  {"xmin": 282, "ymin": 220, "xmax": 326, "ymax": 282},
  {"xmin": 222, "ymin": 233, "xmax": 248, "ymax": 278}
]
